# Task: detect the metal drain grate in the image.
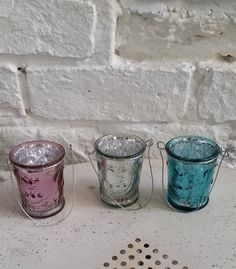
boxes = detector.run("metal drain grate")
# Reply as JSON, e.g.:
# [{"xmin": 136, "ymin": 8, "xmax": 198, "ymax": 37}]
[{"xmin": 101, "ymin": 238, "xmax": 190, "ymax": 269}]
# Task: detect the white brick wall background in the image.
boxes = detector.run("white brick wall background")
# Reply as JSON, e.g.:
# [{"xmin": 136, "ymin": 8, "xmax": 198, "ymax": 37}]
[{"xmin": 0, "ymin": 0, "xmax": 236, "ymax": 168}]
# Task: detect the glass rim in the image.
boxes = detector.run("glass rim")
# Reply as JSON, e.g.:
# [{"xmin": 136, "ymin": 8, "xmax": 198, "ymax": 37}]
[
  {"xmin": 165, "ymin": 135, "xmax": 221, "ymax": 162},
  {"xmin": 94, "ymin": 133, "xmax": 146, "ymax": 159},
  {"xmin": 9, "ymin": 140, "xmax": 65, "ymax": 169}
]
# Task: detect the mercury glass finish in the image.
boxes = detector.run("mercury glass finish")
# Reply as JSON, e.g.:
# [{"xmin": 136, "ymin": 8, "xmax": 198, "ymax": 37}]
[
  {"xmin": 94, "ymin": 134, "xmax": 146, "ymax": 207},
  {"xmin": 9, "ymin": 140, "xmax": 65, "ymax": 218},
  {"xmin": 165, "ymin": 136, "xmax": 221, "ymax": 211}
]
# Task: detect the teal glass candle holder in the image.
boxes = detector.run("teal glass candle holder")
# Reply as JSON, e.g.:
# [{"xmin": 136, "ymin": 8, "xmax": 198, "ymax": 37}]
[{"xmin": 158, "ymin": 136, "xmax": 225, "ymax": 211}]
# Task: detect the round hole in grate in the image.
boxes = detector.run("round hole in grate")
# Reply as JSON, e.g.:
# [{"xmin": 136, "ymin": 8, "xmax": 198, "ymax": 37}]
[
  {"xmin": 172, "ymin": 260, "xmax": 178, "ymax": 265},
  {"xmin": 112, "ymin": 256, "xmax": 118, "ymax": 260},
  {"xmin": 120, "ymin": 261, "xmax": 126, "ymax": 266},
  {"xmin": 138, "ymin": 261, "xmax": 144, "ymax": 266},
  {"xmin": 165, "ymin": 267, "xmax": 171, "ymax": 269},
  {"xmin": 145, "ymin": 255, "xmax": 151, "ymax": 259},
  {"xmin": 147, "ymin": 267, "xmax": 153, "ymax": 269},
  {"xmin": 144, "ymin": 243, "xmax": 149, "ymax": 248},
  {"xmin": 182, "ymin": 267, "xmax": 189, "ymax": 269},
  {"xmin": 153, "ymin": 249, "xmax": 159, "ymax": 253},
  {"xmin": 162, "ymin": 254, "xmax": 168, "ymax": 259},
  {"xmin": 128, "ymin": 255, "xmax": 135, "ymax": 260},
  {"xmin": 135, "ymin": 238, "xmax": 141, "ymax": 242},
  {"xmin": 155, "ymin": 260, "xmax": 161, "ymax": 265},
  {"xmin": 128, "ymin": 244, "xmax": 133, "ymax": 248},
  {"xmin": 103, "ymin": 262, "xmax": 109, "ymax": 267},
  {"xmin": 120, "ymin": 249, "xmax": 126, "ymax": 254},
  {"xmin": 136, "ymin": 249, "xmax": 142, "ymax": 254}
]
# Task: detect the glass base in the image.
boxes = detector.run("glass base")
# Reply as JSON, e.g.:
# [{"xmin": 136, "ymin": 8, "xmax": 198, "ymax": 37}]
[
  {"xmin": 167, "ymin": 197, "xmax": 209, "ymax": 212},
  {"xmin": 22, "ymin": 198, "xmax": 65, "ymax": 218},
  {"xmin": 100, "ymin": 192, "xmax": 139, "ymax": 208}
]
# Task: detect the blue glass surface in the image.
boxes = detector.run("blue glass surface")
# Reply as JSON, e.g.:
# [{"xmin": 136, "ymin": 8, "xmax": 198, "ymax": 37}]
[{"xmin": 166, "ymin": 136, "xmax": 220, "ymax": 211}]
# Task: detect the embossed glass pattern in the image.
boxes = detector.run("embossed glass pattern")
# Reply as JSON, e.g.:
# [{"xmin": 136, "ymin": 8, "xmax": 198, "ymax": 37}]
[
  {"xmin": 9, "ymin": 140, "xmax": 65, "ymax": 218},
  {"xmin": 165, "ymin": 136, "xmax": 221, "ymax": 211},
  {"xmin": 94, "ymin": 134, "xmax": 146, "ymax": 207}
]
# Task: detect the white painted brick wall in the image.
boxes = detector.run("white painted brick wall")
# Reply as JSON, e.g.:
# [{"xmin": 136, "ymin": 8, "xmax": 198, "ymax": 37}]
[
  {"xmin": 0, "ymin": 1, "xmax": 96, "ymax": 58},
  {"xmin": 0, "ymin": 65, "xmax": 25, "ymax": 116},
  {"xmin": 27, "ymin": 64, "xmax": 192, "ymax": 121},
  {"xmin": 0, "ymin": 0, "xmax": 236, "ymax": 168},
  {"xmin": 198, "ymin": 64, "xmax": 236, "ymax": 122}
]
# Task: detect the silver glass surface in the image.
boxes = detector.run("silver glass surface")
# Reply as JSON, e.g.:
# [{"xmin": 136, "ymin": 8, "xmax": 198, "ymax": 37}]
[
  {"xmin": 10, "ymin": 140, "xmax": 65, "ymax": 167},
  {"xmin": 94, "ymin": 134, "xmax": 146, "ymax": 207}
]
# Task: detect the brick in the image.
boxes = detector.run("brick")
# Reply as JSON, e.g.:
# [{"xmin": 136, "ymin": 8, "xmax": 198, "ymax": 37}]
[
  {"xmin": 92, "ymin": 0, "xmax": 121, "ymax": 64},
  {"xmin": 27, "ymin": 64, "xmax": 192, "ymax": 122},
  {"xmin": 116, "ymin": 3, "xmax": 236, "ymax": 62},
  {"xmin": 0, "ymin": 0, "xmax": 14, "ymax": 16},
  {"xmin": 198, "ymin": 64, "xmax": 236, "ymax": 122},
  {"xmin": 0, "ymin": 0, "xmax": 96, "ymax": 58},
  {"xmin": 0, "ymin": 65, "xmax": 25, "ymax": 117}
]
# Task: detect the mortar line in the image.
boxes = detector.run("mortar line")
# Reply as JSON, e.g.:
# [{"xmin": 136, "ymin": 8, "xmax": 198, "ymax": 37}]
[{"xmin": 17, "ymin": 66, "xmax": 31, "ymax": 116}]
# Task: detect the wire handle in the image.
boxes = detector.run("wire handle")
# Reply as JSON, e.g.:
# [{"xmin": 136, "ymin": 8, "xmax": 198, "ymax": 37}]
[
  {"xmin": 8, "ymin": 144, "xmax": 75, "ymax": 227},
  {"xmin": 157, "ymin": 141, "xmax": 228, "ymax": 212},
  {"xmin": 208, "ymin": 148, "xmax": 228, "ymax": 197},
  {"xmin": 86, "ymin": 139, "xmax": 154, "ymax": 211},
  {"xmin": 86, "ymin": 150, "xmax": 99, "ymax": 177},
  {"xmin": 156, "ymin": 141, "xmax": 174, "ymax": 210}
]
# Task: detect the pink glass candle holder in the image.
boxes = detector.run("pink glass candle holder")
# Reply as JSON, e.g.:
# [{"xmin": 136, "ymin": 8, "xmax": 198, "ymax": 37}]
[{"xmin": 9, "ymin": 140, "xmax": 65, "ymax": 218}]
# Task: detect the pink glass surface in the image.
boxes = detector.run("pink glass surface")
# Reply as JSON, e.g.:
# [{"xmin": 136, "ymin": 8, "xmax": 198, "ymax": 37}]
[{"xmin": 9, "ymin": 141, "xmax": 65, "ymax": 218}]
